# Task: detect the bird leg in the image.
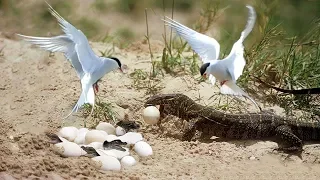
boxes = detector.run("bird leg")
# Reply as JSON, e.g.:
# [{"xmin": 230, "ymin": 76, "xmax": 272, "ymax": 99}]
[
  {"xmin": 220, "ymin": 80, "xmax": 228, "ymax": 86},
  {"xmin": 93, "ymin": 82, "xmax": 99, "ymax": 95}
]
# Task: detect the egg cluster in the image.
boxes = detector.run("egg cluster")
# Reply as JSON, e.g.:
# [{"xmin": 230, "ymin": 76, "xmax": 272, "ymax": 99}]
[{"xmin": 51, "ymin": 122, "xmax": 153, "ymax": 171}]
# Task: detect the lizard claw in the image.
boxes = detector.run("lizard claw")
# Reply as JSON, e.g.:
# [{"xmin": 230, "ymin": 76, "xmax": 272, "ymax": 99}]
[
  {"xmin": 273, "ymin": 146, "xmax": 303, "ymax": 153},
  {"xmin": 273, "ymin": 146, "xmax": 303, "ymax": 160},
  {"xmin": 182, "ymin": 121, "xmax": 197, "ymax": 141}
]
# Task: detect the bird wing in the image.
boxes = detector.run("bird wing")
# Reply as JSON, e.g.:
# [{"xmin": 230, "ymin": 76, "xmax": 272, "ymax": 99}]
[
  {"xmin": 162, "ymin": 16, "xmax": 220, "ymax": 63},
  {"xmin": 16, "ymin": 34, "xmax": 84, "ymax": 79},
  {"xmin": 223, "ymin": 5, "xmax": 256, "ymax": 81},
  {"xmin": 45, "ymin": 2, "xmax": 102, "ymax": 74}
]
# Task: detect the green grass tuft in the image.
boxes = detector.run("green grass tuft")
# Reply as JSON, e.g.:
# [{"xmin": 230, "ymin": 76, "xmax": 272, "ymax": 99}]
[{"xmin": 82, "ymin": 100, "xmax": 119, "ymax": 128}]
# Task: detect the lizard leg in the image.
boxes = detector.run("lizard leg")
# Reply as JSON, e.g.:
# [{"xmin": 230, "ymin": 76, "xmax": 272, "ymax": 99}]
[
  {"xmin": 275, "ymin": 125, "xmax": 303, "ymax": 152},
  {"xmin": 157, "ymin": 105, "xmax": 166, "ymax": 134},
  {"xmin": 159, "ymin": 105, "xmax": 165, "ymax": 118},
  {"xmin": 182, "ymin": 118, "xmax": 199, "ymax": 141},
  {"xmin": 182, "ymin": 117, "xmax": 211, "ymax": 141}
]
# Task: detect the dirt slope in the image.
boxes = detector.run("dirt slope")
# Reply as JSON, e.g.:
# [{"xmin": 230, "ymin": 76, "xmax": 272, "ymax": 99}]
[{"xmin": 1, "ymin": 37, "xmax": 320, "ymax": 180}]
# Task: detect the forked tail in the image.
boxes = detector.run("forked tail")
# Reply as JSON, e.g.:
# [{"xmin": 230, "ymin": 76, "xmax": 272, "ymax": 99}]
[
  {"xmin": 220, "ymin": 81, "xmax": 262, "ymax": 111},
  {"xmin": 63, "ymin": 86, "xmax": 95, "ymax": 119}
]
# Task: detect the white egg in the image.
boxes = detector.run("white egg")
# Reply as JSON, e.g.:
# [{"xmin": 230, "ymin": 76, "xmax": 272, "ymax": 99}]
[
  {"xmin": 142, "ymin": 106, "xmax": 160, "ymax": 125},
  {"xmin": 105, "ymin": 134, "xmax": 118, "ymax": 142},
  {"xmin": 98, "ymin": 130, "xmax": 109, "ymax": 137},
  {"xmin": 96, "ymin": 149, "xmax": 115, "ymax": 156},
  {"xmin": 78, "ymin": 128, "xmax": 89, "ymax": 134},
  {"xmin": 96, "ymin": 148, "xmax": 130, "ymax": 159},
  {"xmin": 53, "ymin": 141, "xmax": 87, "ymax": 157},
  {"xmin": 134, "ymin": 141, "xmax": 153, "ymax": 157},
  {"xmin": 121, "ymin": 156, "xmax": 136, "ymax": 167},
  {"xmin": 115, "ymin": 126, "xmax": 126, "ymax": 136},
  {"xmin": 74, "ymin": 128, "xmax": 89, "ymax": 144},
  {"xmin": 87, "ymin": 142, "xmax": 103, "ymax": 150},
  {"xmin": 74, "ymin": 131, "xmax": 88, "ymax": 145},
  {"xmin": 57, "ymin": 127, "xmax": 78, "ymax": 142},
  {"xmin": 57, "ymin": 136, "xmax": 69, "ymax": 143},
  {"xmin": 118, "ymin": 132, "xmax": 143, "ymax": 144},
  {"xmin": 92, "ymin": 155, "xmax": 121, "ymax": 171},
  {"xmin": 85, "ymin": 130, "xmax": 107, "ymax": 144},
  {"xmin": 96, "ymin": 122, "xmax": 116, "ymax": 135}
]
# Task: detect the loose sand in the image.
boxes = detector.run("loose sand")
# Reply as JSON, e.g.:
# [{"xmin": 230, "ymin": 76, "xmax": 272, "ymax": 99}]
[{"xmin": 1, "ymin": 36, "xmax": 320, "ymax": 180}]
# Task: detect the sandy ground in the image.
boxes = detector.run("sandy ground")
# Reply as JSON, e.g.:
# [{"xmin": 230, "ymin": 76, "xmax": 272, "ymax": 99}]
[{"xmin": 1, "ymin": 36, "xmax": 320, "ymax": 180}]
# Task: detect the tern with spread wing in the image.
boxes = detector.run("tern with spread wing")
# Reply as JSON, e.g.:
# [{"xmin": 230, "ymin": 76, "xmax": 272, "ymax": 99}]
[
  {"xmin": 17, "ymin": 2, "xmax": 124, "ymax": 118},
  {"xmin": 163, "ymin": 5, "xmax": 261, "ymax": 110}
]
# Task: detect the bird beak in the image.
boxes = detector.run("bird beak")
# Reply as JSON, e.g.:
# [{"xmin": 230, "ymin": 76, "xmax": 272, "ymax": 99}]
[
  {"xmin": 119, "ymin": 64, "xmax": 128, "ymax": 74},
  {"xmin": 202, "ymin": 73, "xmax": 207, "ymax": 79}
]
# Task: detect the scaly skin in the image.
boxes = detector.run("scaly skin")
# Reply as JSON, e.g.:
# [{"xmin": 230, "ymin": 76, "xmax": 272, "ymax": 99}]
[{"xmin": 145, "ymin": 93, "xmax": 320, "ymax": 152}]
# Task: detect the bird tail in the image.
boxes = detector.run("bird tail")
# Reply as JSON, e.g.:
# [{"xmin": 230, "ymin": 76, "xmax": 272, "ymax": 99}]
[
  {"xmin": 221, "ymin": 81, "xmax": 261, "ymax": 111},
  {"xmin": 63, "ymin": 86, "xmax": 95, "ymax": 119},
  {"xmin": 220, "ymin": 81, "xmax": 245, "ymax": 96},
  {"xmin": 239, "ymin": 5, "xmax": 257, "ymax": 42}
]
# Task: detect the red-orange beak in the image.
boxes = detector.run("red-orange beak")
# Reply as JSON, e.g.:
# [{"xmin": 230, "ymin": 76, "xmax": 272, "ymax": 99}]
[
  {"xmin": 120, "ymin": 64, "xmax": 128, "ymax": 74},
  {"xmin": 202, "ymin": 73, "xmax": 207, "ymax": 79}
]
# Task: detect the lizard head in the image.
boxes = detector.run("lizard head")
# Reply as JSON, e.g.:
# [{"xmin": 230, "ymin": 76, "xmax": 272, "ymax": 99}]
[
  {"xmin": 145, "ymin": 93, "xmax": 197, "ymax": 118},
  {"xmin": 144, "ymin": 93, "xmax": 188, "ymax": 107},
  {"xmin": 116, "ymin": 120, "xmax": 141, "ymax": 132}
]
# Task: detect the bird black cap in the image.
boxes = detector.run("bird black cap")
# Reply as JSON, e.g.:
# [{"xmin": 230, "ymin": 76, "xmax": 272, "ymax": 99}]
[
  {"xmin": 199, "ymin": 62, "xmax": 210, "ymax": 76},
  {"xmin": 109, "ymin": 57, "xmax": 122, "ymax": 68}
]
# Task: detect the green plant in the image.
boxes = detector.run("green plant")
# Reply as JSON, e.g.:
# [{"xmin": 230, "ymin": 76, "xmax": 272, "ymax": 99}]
[
  {"xmin": 100, "ymin": 27, "xmax": 136, "ymax": 49},
  {"xmin": 157, "ymin": 0, "xmax": 319, "ymax": 117},
  {"xmin": 82, "ymin": 98, "xmax": 119, "ymax": 128},
  {"xmin": 99, "ymin": 41, "xmax": 115, "ymax": 58},
  {"xmin": 114, "ymin": 0, "xmax": 145, "ymax": 15},
  {"xmin": 39, "ymin": 0, "xmax": 71, "ymax": 23},
  {"xmin": 152, "ymin": 0, "xmax": 194, "ymax": 12},
  {"xmin": 76, "ymin": 17, "xmax": 101, "ymax": 39},
  {"xmin": 0, "ymin": 0, "xmax": 20, "ymax": 16},
  {"xmin": 130, "ymin": 69, "xmax": 163, "ymax": 95},
  {"xmin": 116, "ymin": 27, "xmax": 135, "ymax": 40},
  {"xmin": 237, "ymin": 9, "xmax": 320, "ymax": 115},
  {"xmin": 130, "ymin": 69, "xmax": 148, "ymax": 88},
  {"xmin": 159, "ymin": 0, "xmax": 223, "ymax": 76},
  {"xmin": 92, "ymin": 0, "xmax": 108, "ymax": 12}
]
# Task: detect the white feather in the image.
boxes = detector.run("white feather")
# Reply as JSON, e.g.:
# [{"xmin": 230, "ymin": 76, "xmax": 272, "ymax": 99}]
[
  {"xmin": 163, "ymin": 17, "xmax": 220, "ymax": 63},
  {"xmin": 162, "ymin": 5, "xmax": 256, "ymax": 86},
  {"xmin": 64, "ymin": 86, "xmax": 95, "ymax": 119},
  {"xmin": 16, "ymin": 34, "xmax": 84, "ymax": 79},
  {"xmin": 221, "ymin": 81, "xmax": 261, "ymax": 110},
  {"xmin": 223, "ymin": 5, "xmax": 256, "ymax": 81},
  {"xmin": 220, "ymin": 81, "xmax": 246, "ymax": 96},
  {"xmin": 208, "ymin": 75, "xmax": 216, "ymax": 86},
  {"xmin": 163, "ymin": 5, "xmax": 260, "ymax": 110},
  {"xmin": 18, "ymin": 2, "xmax": 121, "ymax": 118}
]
